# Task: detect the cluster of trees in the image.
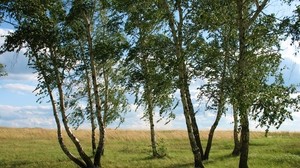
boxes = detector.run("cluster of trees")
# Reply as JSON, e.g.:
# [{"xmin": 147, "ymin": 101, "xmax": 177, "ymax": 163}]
[{"xmin": 0, "ymin": 0, "xmax": 300, "ymax": 168}]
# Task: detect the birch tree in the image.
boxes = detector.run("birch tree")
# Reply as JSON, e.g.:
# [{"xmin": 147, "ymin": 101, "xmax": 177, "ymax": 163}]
[{"xmin": 0, "ymin": 0, "xmax": 127, "ymax": 167}]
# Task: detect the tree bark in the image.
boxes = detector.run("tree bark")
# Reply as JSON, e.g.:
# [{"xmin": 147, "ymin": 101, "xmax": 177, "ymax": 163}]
[
  {"xmin": 148, "ymin": 99, "xmax": 159, "ymax": 157},
  {"xmin": 232, "ymin": 103, "xmax": 240, "ymax": 156},
  {"xmin": 37, "ymin": 57, "xmax": 87, "ymax": 168},
  {"xmin": 236, "ymin": 0, "xmax": 249, "ymax": 167},
  {"xmin": 203, "ymin": 105, "xmax": 223, "ymax": 160},
  {"xmin": 50, "ymin": 49, "xmax": 94, "ymax": 167},
  {"xmin": 203, "ymin": 49, "xmax": 227, "ymax": 160},
  {"xmin": 140, "ymin": 40, "xmax": 159, "ymax": 157},
  {"xmin": 81, "ymin": 45, "xmax": 97, "ymax": 156},
  {"xmin": 159, "ymin": 1, "xmax": 205, "ymax": 167},
  {"xmin": 84, "ymin": 15, "xmax": 105, "ymax": 167},
  {"xmin": 239, "ymin": 117, "xmax": 249, "ymax": 168}
]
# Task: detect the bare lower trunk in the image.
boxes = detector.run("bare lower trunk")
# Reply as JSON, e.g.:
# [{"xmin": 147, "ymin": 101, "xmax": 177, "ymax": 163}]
[
  {"xmin": 149, "ymin": 109, "xmax": 159, "ymax": 157},
  {"xmin": 239, "ymin": 117, "xmax": 249, "ymax": 168},
  {"xmin": 186, "ymin": 87, "xmax": 204, "ymax": 158},
  {"xmin": 50, "ymin": 50, "xmax": 94, "ymax": 167},
  {"xmin": 40, "ymin": 64, "xmax": 86, "ymax": 167},
  {"xmin": 203, "ymin": 109, "xmax": 222, "ymax": 160},
  {"xmin": 179, "ymin": 63, "xmax": 204, "ymax": 168},
  {"xmin": 232, "ymin": 103, "xmax": 240, "ymax": 156},
  {"xmin": 182, "ymin": 97, "xmax": 204, "ymax": 168},
  {"xmin": 159, "ymin": 1, "xmax": 204, "ymax": 167},
  {"xmin": 203, "ymin": 84, "xmax": 225, "ymax": 160},
  {"xmin": 147, "ymin": 91, "xmax": 158, "ymax": 157},
  {"xmin": 85, "ymin": 60, "xmax": 96, "ymax": 155}
]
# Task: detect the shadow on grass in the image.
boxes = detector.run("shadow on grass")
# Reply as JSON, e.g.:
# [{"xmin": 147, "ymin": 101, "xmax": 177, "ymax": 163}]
[
  {"xmin": 164, "ymin": 162, "xmax": 193, "ymax": 168},
  {"xmin": 5, "ymin": 160, "xmax": 32, "ymax": 167},
  {"xmin": 249, "ymin": 142, "xmax": 269, "ymax": 147},
  {"xmin": 137, "ymin": 155, "xmax": 170, "ymax": 161}
]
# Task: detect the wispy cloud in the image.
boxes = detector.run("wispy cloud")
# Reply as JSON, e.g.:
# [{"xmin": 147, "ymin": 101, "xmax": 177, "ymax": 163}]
[
  {"xmin": 0, "ymin": 83, "xmax": 35, "ymax": 93},
  {"xmin": 281, "ymin": 40, "xmax": 300, "ymax": 65},
  {"xmin": 1, "ymin": 73, "xmax": 38, "ymax": 82},
  {"xmin": 0, "ymin": 105, "xmax": 55, "ymax": 128}
]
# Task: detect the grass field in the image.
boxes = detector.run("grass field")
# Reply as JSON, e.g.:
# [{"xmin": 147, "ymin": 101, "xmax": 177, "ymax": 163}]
[{"xmin": 0, "ymin": 127, "xmax": 300, "ymax": 168}]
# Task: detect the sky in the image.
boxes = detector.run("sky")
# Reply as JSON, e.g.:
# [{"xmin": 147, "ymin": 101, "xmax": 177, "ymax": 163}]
[{"xmin": 0, "ymin": 2, "xmax": 300, "ymax": 132}]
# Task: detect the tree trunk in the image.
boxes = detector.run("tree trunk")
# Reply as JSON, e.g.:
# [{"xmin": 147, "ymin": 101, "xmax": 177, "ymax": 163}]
[
  {"xmin": 232, "ymin": 103, "xmax": 240, "ymax": 156},
  {"xmin": 203, "ymin": 106, "xmax": 222, "ymax": 160},
  {"xmin": 38, "ymin": 57, "xmax": 87, "ymax": 168},
  {"xmin": 178, "ymin": 49, "xmax": 204, "ymax": 168},
  {"xmin": 203, "ymin": 54, "xmax": 226, "ymax": 160},
  {"xmin": 146, "ymin": 78, "xmax": 158, "ymax": 157},
  {"xmin": 82, "ymin": 49, "xmax": 96, "ymax": 156},
  {"xmin": 84, "ymin": 13, "xmax": 105, "ymax": 167},
  {"xmin": 186, "ymin": 84, "xmax": 204, "ymax": 158},
  {"xmin": 159, "ymin": 1, "xmax": 205, "ymax": 167},
  {"xmin": 149, "ymin": 102, "xmax": 159, "ymax": 157},
  {"xmin": 237, "ymin": 0, "xmax": 249, "ymax": 167},
  {"xmin": 181, "ymin": 89, "xmax": 204, "ymax": 168},
  {"xmin": 239, "ymin": 117, "xmax": 249, "ymax": 168},
  {"xmin": 50, "ymin": 49, "xmax": 94, "ymax": 167},
  {"xmin": 141, "ymin": 43, "xmax": 159, "ymax": 158}
]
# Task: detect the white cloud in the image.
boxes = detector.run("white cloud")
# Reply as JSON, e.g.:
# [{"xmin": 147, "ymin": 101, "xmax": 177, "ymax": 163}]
[
  {"xmin": 0, "ymin": 104, "xmax": 55, "ymax": 128},
  {"xmin": 281, "ymin": 40, "xmax": 300, "ymax": 65},
  {"xmin": 0, "ymin": 83, "xmax": 35, "ymax": 93},
  {"xmin": 1, "ymin": 73, "xmax": 38, "ymax": 82}
]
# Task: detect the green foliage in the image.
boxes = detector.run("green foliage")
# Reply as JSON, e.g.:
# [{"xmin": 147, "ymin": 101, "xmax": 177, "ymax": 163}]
[
  {"xmin": 0, "ymin": 63, "xmax": 6, "ymax": 77},
  {"xmin": 251, "ymin": 75, "xmax": 300, "ymax": 131},
  {"xmin": 282, "ymin": 4, "xmax": 300, "ymax": 44},
  {"xmin": 156, "ymin": 138, "xmax": 167, "ymax": 158}
]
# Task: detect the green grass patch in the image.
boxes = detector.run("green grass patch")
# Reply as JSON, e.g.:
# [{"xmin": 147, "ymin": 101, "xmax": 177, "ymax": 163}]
[{"xmin": 0, "ymin": 128, "xmax": 299, "ymax": 167}]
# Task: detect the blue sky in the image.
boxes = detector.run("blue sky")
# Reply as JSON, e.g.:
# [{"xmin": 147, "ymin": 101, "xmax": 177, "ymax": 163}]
[{"xmin": 0, "ymin": 2, "xmax": 300, "ymax": 132}]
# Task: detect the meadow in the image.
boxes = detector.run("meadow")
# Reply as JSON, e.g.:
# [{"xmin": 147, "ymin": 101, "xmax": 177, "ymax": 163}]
[{"xmin": 0, "ymin": 127, "xmax": 299, "ymax": 168}]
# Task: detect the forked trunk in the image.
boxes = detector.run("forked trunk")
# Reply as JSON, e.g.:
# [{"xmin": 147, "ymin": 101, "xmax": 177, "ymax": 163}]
[
  {"xmin": 84, "ymin": 12, "xmax": 105, "ymax": 167},
  {"xmin": 181, "ymin": 92, "xmax": 204, "ymax": 168},
  {"xmin": 38, "ymin": 58, "xmax": 86, "ymax": 167},
  {"xmin": 159, "ymin": 1, "xmax": 204, "ymax": 167},
  {"xmin": 50, "ymin": 49, "xmax": 94, "ymax": 168},
  {"xmin": 179, "ymin": 58, "xmax": 204, "ymax": 168},
  {"xmin": 186, "ymin": 85, "xmax": 204, "ymax": 158}
]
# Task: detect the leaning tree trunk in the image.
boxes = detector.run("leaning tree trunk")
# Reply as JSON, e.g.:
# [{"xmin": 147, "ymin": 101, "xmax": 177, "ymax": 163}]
[
  {"xmin": 178, "ymin": 49, "xmax": 204, "ymax": 168},
  {"xmin": 84, "ymin": 14, "xmax": 105, "ymax": 167},
  {"xmin": 203, "ymin": 50, "xmax": 227, "ymax": 160},
  {"xmin": 159, "ymin": 1, "xmax": 205, "ymax": 167},
  {"xmin": 50, "ymin": 49, "xmax": 95, "ymax": 168},
  {"xmin": 186, "ymin": 83, "xmax": 204, "ymax": 158},
  {"xmin": 203, "ymin": 98, "xmax": 224, "ymax": 160},
  {"xmin": 37, "ymin": 57, "xmax": 87, "ymax": 168}
]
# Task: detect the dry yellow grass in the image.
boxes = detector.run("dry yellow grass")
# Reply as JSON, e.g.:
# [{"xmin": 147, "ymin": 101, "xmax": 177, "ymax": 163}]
[
  {"xmin": 1, "ymin": 127, "xmax": 300, "ymax": 168},
  {"xmin": 1, "ymin": 126, "xmax": 288, "ymax": 141}
]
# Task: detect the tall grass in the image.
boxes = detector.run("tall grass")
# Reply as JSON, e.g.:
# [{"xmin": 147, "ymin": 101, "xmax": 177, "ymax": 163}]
[{"xmin": 0, "ymin": 127, "xmax": 299, "ymax": 168}]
